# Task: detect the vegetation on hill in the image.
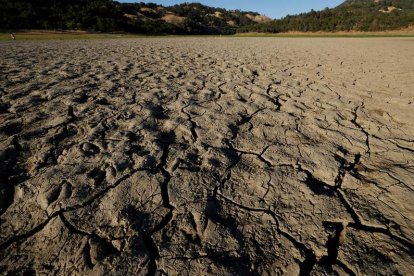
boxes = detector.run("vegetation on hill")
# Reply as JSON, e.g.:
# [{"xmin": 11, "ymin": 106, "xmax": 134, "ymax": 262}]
[
  {"xmin": 238, "ymin": 0, "xmax": 414, "ymax": 33},
  {"xmin": 1, "ymin": 0, "xmax": 412, "ymax": 35},
  {"xmin": 0, "ymin": 0, "xmax": 269, "ymax": 35}
]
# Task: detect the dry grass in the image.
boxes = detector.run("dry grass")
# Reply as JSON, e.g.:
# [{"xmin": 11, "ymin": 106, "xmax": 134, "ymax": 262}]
[
  {"xmin": 162, "ymin": 14, "xmax": 186, "ymax": 25},
  {"xmin": 0, "ymin": 32, "xmax": 144, "ymax": 42}
]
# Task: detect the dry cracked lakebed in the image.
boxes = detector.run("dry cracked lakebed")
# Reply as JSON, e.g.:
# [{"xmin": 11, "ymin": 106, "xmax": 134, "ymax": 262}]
[{"xmin": 0, "ymin": 37, "xmax": 413, "ymax": 275}]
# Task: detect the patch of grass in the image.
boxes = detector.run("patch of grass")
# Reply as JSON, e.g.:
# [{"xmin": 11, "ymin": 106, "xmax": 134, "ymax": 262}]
[
  {"xmin": 234, "ymin": 32, "xmax": 414, "ymax": 38},
  {"xmin": 1, "ymin": 32, "xmax": 413, "ymax": 42},
  {"xmin": 0, "ymin": 32, "xmax": 145, "ymax": 42}
]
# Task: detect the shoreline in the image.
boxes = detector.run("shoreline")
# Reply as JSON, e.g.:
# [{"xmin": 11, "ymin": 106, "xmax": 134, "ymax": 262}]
[{"xmin": 1, "ymin": 29, "xmax": 414, "ymax": 42}]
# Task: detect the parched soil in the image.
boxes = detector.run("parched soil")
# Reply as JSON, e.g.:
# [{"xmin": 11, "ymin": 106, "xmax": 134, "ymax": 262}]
[{"xmin": 0, "ymin": 37, "xmax": 413, "ymax": 275}]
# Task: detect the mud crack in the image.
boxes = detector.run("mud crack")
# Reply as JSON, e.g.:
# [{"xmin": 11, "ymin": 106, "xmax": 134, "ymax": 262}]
[
  {"xmin": 215, "ymin": 192, "xmax": 318, "ymax": 276},
  {"xmin": 297, "ymin": 163, "xmax": 414, "ymax": 252},
  {"xmin": 334, "ymin": 153, "xmax": 361, "ymax": 188},
  {"xmin": 181, "ymin": 104, "xmax": 199, "ymax": 142},
  {"xmin": 231, "ymin": 108, "xmax": 265, "ymax": 140},
  {"xmin": 0, "ymin": 168, "xmax": 145, "ymax": 250},
  {"xmin": 144, "ymin": 135, "xmax": 176, "ymax": 275},
  {"xmin": 0, "ymin": 136, "xmax": 23, "ymax": 215},
  {"xmin": 351, "ymin": 105, "xmax": 371, "ymax": 154}
]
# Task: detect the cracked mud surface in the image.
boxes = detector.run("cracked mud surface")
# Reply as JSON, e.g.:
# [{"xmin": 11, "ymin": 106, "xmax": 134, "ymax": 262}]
[{"xmin": 0, "ymin": 37, "xmax": 413, "ymax": 275}]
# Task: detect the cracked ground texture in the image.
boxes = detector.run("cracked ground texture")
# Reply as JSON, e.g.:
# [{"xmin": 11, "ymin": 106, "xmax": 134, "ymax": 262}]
[{"xmin": 0, "ymin": 37, "xmax": 413, "ymax": 275}]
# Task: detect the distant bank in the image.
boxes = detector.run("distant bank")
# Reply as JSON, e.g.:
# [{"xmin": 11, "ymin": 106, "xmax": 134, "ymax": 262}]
[
  {"xmin": 236, "ymin": 26, "xmax": 414, "ymax": 37},
  {"xmin": 1, "ymin": 29, "xmax": 413, "ymax": 42},
  {"xmin": 1, "ymin": 0, "xmax": 413, "ymax": 35}
]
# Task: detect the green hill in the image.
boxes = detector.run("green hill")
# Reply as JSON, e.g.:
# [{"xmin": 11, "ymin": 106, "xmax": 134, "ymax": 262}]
[
  {"xmin": 238, "ymin": 0, "xmax": 414, "ymax": 33},
  {"xmin": 0, "ymin": 0, "xmax": 270, "ymax": 35},
  {"xmin": 1, "ymin": 0, "xmax": 412, "ymax": 35}
]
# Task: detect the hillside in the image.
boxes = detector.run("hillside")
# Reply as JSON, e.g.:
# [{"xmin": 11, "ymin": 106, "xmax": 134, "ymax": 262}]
[
  {"xmin": 238, "ymin": 0, "xmax": 414, "ymax": 33},
  {"xmin": 0, "ymin": 0, "xmax": 270, "ymax": 35}
]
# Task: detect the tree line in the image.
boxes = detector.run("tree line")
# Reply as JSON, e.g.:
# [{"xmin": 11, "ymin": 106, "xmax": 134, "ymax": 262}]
[
  {"xmin": 0, "ymin": 0, "xmax": 261, "ymax": 35},
  {"xmin": 238, "ymin": 0, "xmax": 414, "ymax": 33},
  {"xmin": 1, "ymin": 0, "xmax": 412, "ymax": 34}
]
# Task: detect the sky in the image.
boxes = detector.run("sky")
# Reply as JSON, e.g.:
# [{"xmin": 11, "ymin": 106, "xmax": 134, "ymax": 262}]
[{"xmin": 119, "ymin": 0, "xmax": 345, "ymax": 19}]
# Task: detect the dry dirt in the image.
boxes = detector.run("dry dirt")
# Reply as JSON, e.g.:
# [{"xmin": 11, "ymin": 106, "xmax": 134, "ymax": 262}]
[{"xmin": 0, "ymin": 37, "xmax": 413, "ymax": 275}]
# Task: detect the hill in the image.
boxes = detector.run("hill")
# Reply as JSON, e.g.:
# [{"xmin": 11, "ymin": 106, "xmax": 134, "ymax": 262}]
[
  {"xmin": 238, "ymin": 0, "xmax": 414, "ymax": 33},
  {"xmin": 0, "ymin": 0, "xmax": 270, "ymax": 35}
]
